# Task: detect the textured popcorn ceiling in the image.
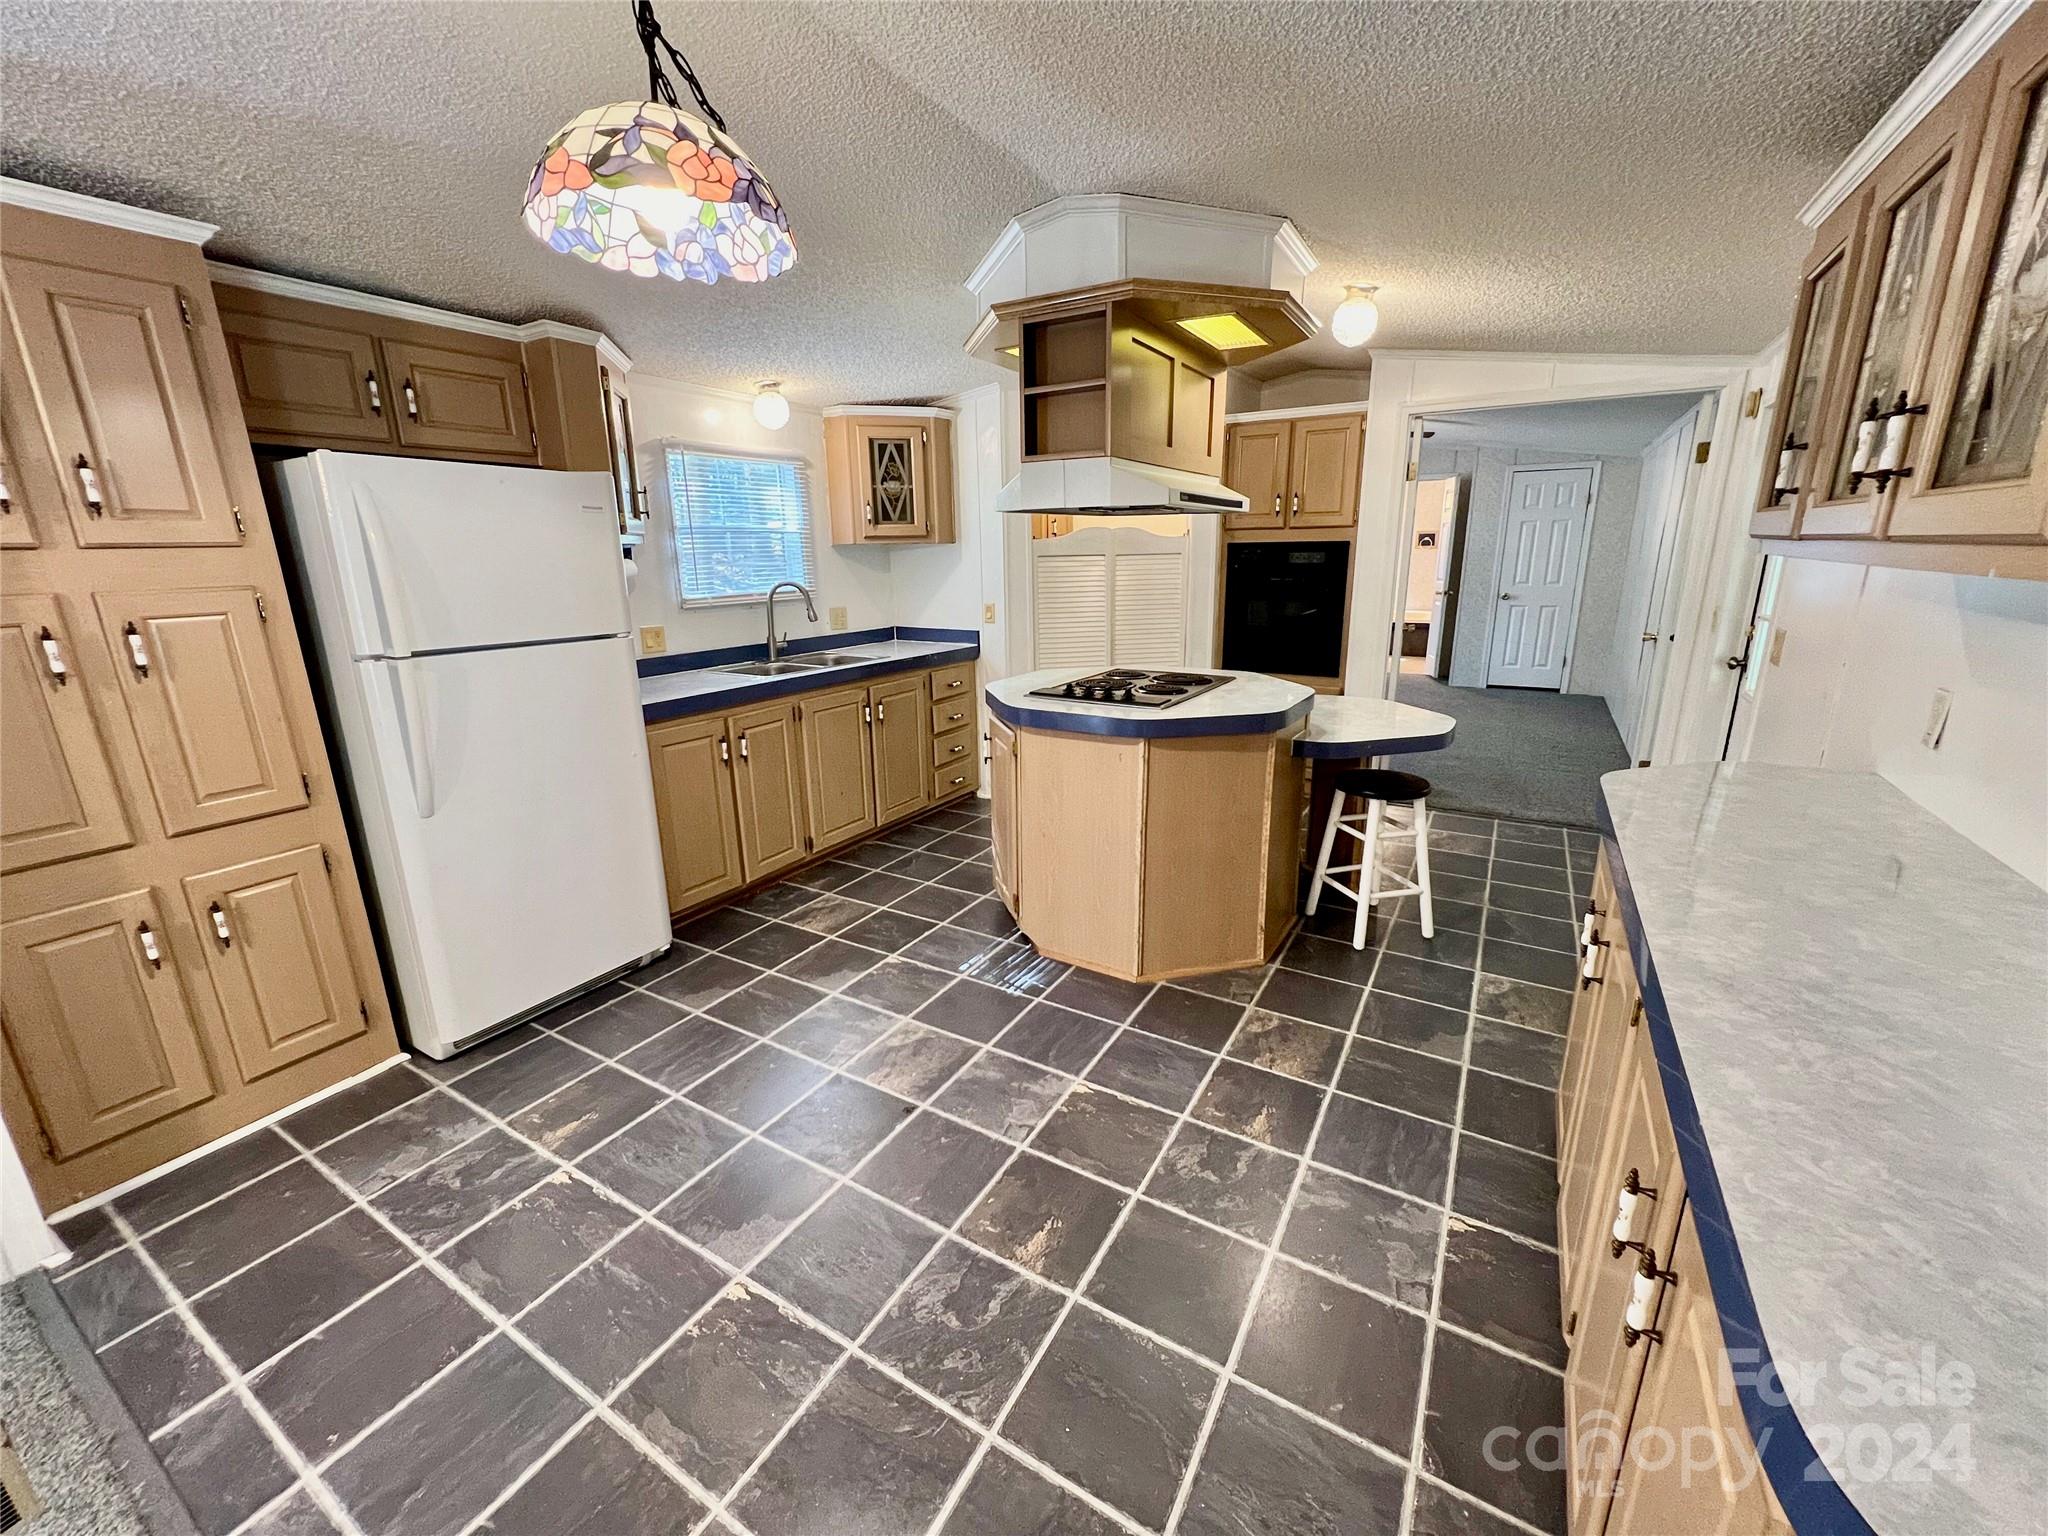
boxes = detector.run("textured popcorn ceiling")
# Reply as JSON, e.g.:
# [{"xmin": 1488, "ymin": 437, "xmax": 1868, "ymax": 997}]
[{"xmin": 0, "ymin": 1, "xmax": 1965, "ymax": 404}]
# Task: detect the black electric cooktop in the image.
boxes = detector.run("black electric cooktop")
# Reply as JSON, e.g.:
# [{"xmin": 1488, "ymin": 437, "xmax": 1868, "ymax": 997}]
[{"xmin": 1027, "ymin": 669, "xmax": 1230, "ymax": 709}]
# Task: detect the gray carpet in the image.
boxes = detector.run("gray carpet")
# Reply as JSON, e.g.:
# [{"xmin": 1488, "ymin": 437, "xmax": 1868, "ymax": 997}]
[
  {"xmin": 1388, "ymin": 673, "xmax": 1629, "ymax": 829},
  {"xmin": 1, "ymin": 1278, "xmax": 152, "ymax": 1536}
]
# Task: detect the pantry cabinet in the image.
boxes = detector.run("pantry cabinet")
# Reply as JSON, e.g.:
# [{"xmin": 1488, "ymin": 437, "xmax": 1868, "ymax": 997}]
[
  {"xmin": 645, "ymin": 661, "xmax": 976, "ymax": 917},
  {"xmin": 1, "ymin": 193, "xmax": 398, "ymax": 1211},
  {"xmin": 1222, "ymin": 412, "xmax": 1364, "ymax": 532},
  {"xmin": 1755, "ymin": 8, "xmax": 2048, "ymax": 568},
  {"xmin": 823, "ymin": 407, "xmax": 957, "ymax": 545}
]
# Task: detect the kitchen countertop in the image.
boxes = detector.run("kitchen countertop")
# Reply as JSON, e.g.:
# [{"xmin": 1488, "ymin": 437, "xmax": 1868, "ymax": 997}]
[
  {"xmin": 1599, "ymin": 764, "xmax": 2047, "ymax": 1536},
  {"xmin": 640, "ymin": 638, "xmax": 977, "ymax": 724},
  {"xmin": 984, "ymin": 668, "xmax": 1315, "ymax": 739},
  {"xmin": 1295, "ymin": 694, "xmax": 1456, "ymax": 758}
]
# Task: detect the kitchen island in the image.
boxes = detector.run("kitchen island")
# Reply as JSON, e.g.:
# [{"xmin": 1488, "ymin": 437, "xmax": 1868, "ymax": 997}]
[{"xmin": 984, "ymin": 669, "xmax": 1317, "ymax": 981}]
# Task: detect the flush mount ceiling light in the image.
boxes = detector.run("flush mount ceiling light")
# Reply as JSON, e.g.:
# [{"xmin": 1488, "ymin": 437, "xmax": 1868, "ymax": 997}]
[
  {"xmin": 1331, "ymin": 284, "xmax": 1380, "ymax": 348},
  {"xmin": 522, "ymin": 0, "xmax": 794, "ymax": 284},
  {"xmin": 752, "ymin": 381, "xmax": 790, "ymax": 430}
]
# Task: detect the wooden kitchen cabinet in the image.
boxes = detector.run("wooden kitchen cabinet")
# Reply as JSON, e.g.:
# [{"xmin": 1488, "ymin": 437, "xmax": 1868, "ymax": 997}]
[
  {"xmin": 381, "ymin": 335, "xmax": 535, "ymax": 459},
  {"xmin": 729, "ymin": 701, "xmax": 808, "ymax": 882},
  {"xmin": 647, "ymin": 715, "xmax": 745, "ymax": 912},
  {"xmin": 1, "ymin": 320, "xmax": 62, "ymax": 550},
  {"xmin": 824, "ymin": 407, "xmax": 956, "ymax": 545},
  {"xmin": 0, "ymin": 593, "xmax": 132, "ymax": 874},
  {"xmin": 217, "ymin": 304, "xmax": 394, "ymax": 446},
  {"xmin": 1223, "ymin": 413, "xmax": 1363, "ymax": 531},
  {"xmin": 870, "ymin": 672, "xmax": 929, "ymax": 825},
  {"xmin": 179, "ymin": 845, "xmax": 367, "ymax": 1084},
  {"xmin": 988, "ymin": 714, "xmax": 1019, "ymax": 914},
  {"xmin": 1557, "ymin": 860, "xmax": 1641, "ymax": 1289},
  {"xmin": 800, "ymin": 685, "xmax": 879, "ymax": 854}
]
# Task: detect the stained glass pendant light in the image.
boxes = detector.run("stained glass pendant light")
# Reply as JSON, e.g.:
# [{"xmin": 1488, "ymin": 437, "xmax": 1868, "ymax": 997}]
[{"xmin": 523, "ymin": 1, "xmax": 794, "ymax": 284}]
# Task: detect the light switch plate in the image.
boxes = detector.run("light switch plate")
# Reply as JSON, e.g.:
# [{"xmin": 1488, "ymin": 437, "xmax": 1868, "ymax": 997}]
[
  {"xmin": 1922, "ymin": 687, "xmax": 1953, "ymax": 749},
  {"xmin": 983, "ymin": 602, "xmax": 997, "ymax": 624},
  {"xmin": 829, "ymin": 607, "xmax": 848, "ymax": 631},
  {"xmin": 1768, "ymin": 628, "xmax": 1788, "ymax": 666},
  {"xmin": 638, "ymin": 625, "xmax": 666, "ymax": 655}
]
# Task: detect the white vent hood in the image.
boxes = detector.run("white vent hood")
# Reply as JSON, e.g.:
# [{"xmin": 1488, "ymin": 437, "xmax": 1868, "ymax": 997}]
[{"xmin": 963, "ymin": 195, "xmax": 1316, "ymax": 516}]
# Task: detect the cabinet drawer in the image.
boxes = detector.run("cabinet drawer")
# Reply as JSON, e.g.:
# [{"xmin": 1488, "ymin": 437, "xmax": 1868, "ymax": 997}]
[
  {"xmin": 931, "ymin": 725, "xmax": 976, "ymax": 771},
  {"xmin": 929, "ymin": 662, "xmax": 974, "ymax": 700},
  {"xmin": 930, "ymin": 696, "xmax": 973, "ymax": 735},
  {"xmin": 932, "ymin": 749, "xmax": 980, "ymax": 799}
]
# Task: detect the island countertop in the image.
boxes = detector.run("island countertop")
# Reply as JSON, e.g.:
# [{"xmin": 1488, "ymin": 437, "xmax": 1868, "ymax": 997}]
[
  {"xmin": 984, "ymin": 668, "xmax": 1314, "ymax": 739},
  {"xmin": 1599, "ymin": 764, "xmax": 2047, "ymax": 1536}
]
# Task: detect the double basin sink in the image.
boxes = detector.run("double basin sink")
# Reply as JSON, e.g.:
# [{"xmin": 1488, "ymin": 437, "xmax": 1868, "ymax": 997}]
[{"xmin": 720, "ymin": 653, "xmax": 877, "ymax": 677}]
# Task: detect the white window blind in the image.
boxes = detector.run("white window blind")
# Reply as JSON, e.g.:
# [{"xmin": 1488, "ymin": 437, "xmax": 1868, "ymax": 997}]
[{"xmin": 666, "ymin": 446, "xmax": 815, "ymax": 604}]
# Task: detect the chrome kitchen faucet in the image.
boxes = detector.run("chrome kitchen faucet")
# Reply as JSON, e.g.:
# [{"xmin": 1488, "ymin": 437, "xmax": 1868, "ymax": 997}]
[{"xmin": 765, "ymin": 580, "xmax": 817, "ymax": 661}]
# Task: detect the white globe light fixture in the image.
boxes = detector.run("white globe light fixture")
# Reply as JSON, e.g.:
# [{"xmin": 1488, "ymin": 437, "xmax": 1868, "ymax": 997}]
[
  {"xmin": 1331, "ymin": 284, "xmax": 1380, "ymax": 348},
  {"xmin": 752, "ymin": 381, "xmax": 790, "ymax": 430}
]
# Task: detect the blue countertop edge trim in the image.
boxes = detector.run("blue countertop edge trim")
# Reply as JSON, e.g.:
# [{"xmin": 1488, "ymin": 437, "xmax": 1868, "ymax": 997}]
[
  {"xmin": 1293, "ymin": 724, "xmax": 1456, "ymax": 759},
  {"xmin": 1597, "ymin": 787, "xmax": 1875, "ymax": 1536},
  {"xmin": 642, "ymin": 643, "xmax": 979, "ymax": 725},
  {"xmin": 637, "ymin": 625, "xmax": 978, "ymax": 677},
  {"xmin": 984, "ymin": 690, "xmax": 1314, "ymax": 740}
]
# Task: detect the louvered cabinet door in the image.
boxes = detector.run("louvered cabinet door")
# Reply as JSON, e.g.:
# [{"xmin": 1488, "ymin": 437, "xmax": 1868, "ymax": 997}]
[
  {"xmin": 94, "ymin": 587, "xmax": 308, "ymax": 835},
  {"xmin": 2, "ymin": 257, "xmax": 245, "ymax": 547},
  {"xmin": 0, "ymin": 594, "xmax": 132, "ymax": 872},
  {"xmin": 1, "ymin": 889, "xmax": 216, "ymax": 1159},
  {"xmin": 180, "ymin": 846, "xmax": 367, "ymax": 1085}
]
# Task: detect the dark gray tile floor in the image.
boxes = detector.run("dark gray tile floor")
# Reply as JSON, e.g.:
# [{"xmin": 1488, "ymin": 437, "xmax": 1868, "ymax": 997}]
[{"xmin": 47, "ymin": 801, "xmax": 1589, "ymax": 1536}]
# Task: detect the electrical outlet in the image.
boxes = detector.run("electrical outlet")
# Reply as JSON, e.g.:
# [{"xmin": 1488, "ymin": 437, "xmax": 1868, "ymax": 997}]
[
  {"xmin": 983, "ymin": 602, "xmax": 997, "ymax": 624},
  {"xmin": 1922, "ymin": 688, "xmax": 1954, "ymax": 749},
  {"xmin": 829, "ymin": 607, "xmax": 848, "ymax": 631},
  {"xmin": 638, "ymin": 625, "xmax": 666, "ymax": 655}
]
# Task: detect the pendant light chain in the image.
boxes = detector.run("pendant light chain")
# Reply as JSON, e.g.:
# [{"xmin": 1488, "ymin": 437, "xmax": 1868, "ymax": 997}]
[{"xmin": 633, "ymin": 0, "xmax": 728, "ymax": 134}]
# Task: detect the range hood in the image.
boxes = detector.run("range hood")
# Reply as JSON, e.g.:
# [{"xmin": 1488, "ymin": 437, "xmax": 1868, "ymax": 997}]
[
  {"xmin": 964, "ymin": 195, "xmax": 1318, "ymax": 517},
  {"xmin": 996, "ymin": 455, "xmax": 1249, "ymax": 516}
]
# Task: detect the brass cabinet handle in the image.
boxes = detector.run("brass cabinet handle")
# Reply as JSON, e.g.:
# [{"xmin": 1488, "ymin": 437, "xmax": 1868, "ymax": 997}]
[
  {"xmin": 948, "ymin": 743, "xmax": 965, "ymax": 755},
  {"xmin": 877, "ymin": 701, "xmax": 887, "ymax": 723},
  {"xmin": 718, "ymin": 736, "xmax": 730, "ymax": 764},
  {"xmin": 37, "ymin": 627, "xmax": 68, "ymax": 686},
  {"xmin": 365, "ymin": 371, "xmax": 383, "ymax": 415},
  {"xmin": 1290, "ymin": 490, "xmax": 1300, "ymax": 516},
  {"xmin": 122, "ymin": 622, "xmax": 150, "ymax": 679},
  {"xmin": 863, "ymin": 703, "xmax": 873, "ymax": 726},
  {"xmin": 864, "ymin": 501, "xmax": 874, "ymax": 524},
  {"xmin": 946, "ymin": 678, "xmax": 964, "ymax": 690},
  {"xmin": 135, "ymin": 921, "xmax": 162, "ymax": 970},
  {"xmin": 738, "ymin": 732, "xmax": 749, "ymax": 762},
  {"xmin": 1, "ymin": 463, "xmax": 12, "ymax": 514},
  {"xmin": 74, "ymin": 455, "xmax": 104, "ymax": 515},
  {"xmin": 1272, "ymin": 492, "xmax": 1281, "ymax": 514},
  {"xmin": 948, "ymin": 773, "xmax": 966, "ymax": 787},
  {"xmin": 403, "ymin": 379, "xmax": 420, "ymax": 420},
  {"xmin": 208, "ymin": 901, "xmax": 232, "ymax": 948}
]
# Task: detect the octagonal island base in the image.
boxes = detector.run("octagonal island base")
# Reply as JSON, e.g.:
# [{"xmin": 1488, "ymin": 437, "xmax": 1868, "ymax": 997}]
[{"xmin": 984, "ymin": 671, "xmax": 1314, "ymax": 982}]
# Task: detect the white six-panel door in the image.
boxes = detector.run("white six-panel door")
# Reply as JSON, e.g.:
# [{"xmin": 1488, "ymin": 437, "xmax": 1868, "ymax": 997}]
[{"xmin": 1486, "ymin": 465, "xmax": 1592, "ymax": 690}]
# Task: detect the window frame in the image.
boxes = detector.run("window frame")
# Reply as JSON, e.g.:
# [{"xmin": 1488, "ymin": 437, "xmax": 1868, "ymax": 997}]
[{"xmin": 655, "ymin": 440, "xmax": 817, "ymax": 608}]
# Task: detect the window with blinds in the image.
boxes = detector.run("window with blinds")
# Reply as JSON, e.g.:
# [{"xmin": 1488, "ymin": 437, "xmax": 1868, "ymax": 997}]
[{"xmin": 665, "ymin": 446, "xmax": 815, "ymax": 604}]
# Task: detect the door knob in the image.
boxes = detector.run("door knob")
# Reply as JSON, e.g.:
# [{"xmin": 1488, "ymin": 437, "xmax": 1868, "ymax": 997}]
[
  {"xmin": 1499, "ymin": 592, "xmax": 1513, "ymax": 602},
  {"xmin": 1724, "ymin": 655, "xmax": 1745, "ymax": 671},
  {"xmin": 1642, "ymin": 632, "xmax": 1659, "ymax": 644}
]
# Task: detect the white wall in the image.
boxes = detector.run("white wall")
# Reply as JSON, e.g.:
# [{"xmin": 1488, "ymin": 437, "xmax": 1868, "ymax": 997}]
[
  {"xmin": 1, "ymin": 1109, "xmax": 61, "ymax": 1279},
  {"xmin": 626, "ymin": 375, "xmax": 894, "ymax": 657},
  {"xmin": 1240, "ymin": 369, "xmax": 1373, "ymax": 412},
  {"xmin": 1418, "ymin": 440, "xmax": 1642, "ymax": 698},
  {"xmin": 890, "ymin": 383, "xmax": 1001, "ymax": 643},
  {"xmin": 1743, "ymin": 559, "xmax": 2048, "ymax": 889}
]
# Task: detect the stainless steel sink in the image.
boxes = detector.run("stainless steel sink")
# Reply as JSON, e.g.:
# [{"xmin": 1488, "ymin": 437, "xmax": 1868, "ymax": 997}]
[
  {"xmin": 796, "ymin": 652, "xmax": 876, "ymax": 666},
  {"xmin": 720, "ymin": 660, "xmax": 830, "ymax": 677}
]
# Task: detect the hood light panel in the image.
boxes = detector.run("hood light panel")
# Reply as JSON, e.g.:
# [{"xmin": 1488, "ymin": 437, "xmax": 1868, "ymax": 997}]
[{"xmin": 1174, "ymin": 312, "xmax": 1266, "ymax": 351}]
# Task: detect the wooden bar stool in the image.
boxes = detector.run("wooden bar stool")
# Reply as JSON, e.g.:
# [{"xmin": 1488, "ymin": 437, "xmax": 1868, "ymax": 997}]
[{"xmin": 1304, "ymin": 768, "xmax": 1436, "ymax": 951}]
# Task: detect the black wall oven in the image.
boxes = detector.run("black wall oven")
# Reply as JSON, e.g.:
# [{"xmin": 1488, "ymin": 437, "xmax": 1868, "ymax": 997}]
[{"xmin": 1220, "ymin": 541, "xmax": 1349, "ymax": 680}]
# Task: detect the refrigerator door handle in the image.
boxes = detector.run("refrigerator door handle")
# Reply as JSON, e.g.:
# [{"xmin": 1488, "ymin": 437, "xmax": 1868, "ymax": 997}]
[
  {"xmin": 352, "ymin": 485, "xmax": 413, "ymax": 657},
  {"xmin": 384, "ymin": 662, "xmax": 437, "ymax": 819}
]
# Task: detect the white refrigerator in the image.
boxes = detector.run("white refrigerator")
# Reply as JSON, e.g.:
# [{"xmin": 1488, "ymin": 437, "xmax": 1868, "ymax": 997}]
[{"xmin": 275, "ymin": 452, "xmax": 669, "ymax": 1060}]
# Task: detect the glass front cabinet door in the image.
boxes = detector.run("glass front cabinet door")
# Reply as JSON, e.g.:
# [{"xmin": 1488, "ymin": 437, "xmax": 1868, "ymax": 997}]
[
  {"xmin": 1894, "ymin": 12, "xmax": 2048, "ymax": 544},
  {"xmin": 855, "ymin": 421, "xmax": 931, "ymax": 539},
  {"xmin": 1800, "ymin": 77, "xmax": 1991, "ymax": 539}
]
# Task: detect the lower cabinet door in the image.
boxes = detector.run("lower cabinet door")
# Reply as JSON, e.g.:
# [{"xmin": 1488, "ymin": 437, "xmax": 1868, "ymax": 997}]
[
  {"xmin": 870, "ymin": 674, "xmax": 927, "ymax": 824},
  {"xmin": 648, "ymin": 715, "xmax": 744, "ymax": 913},
  {"xmin": 731, "ymin": 702, "xmax": 806, "ymax": 880},
  {"xmin": 181, "ymin": 846, "xmax": 368, "ymax": 1084},
  {"xmin": 989, "ymin": 715, "xmax": 1018, "ymax": 912},
  {"xmin": 1, "ymin": 593, "xmax": 133, "ymax": 873},
  {"xmin": 1, "ymin": 889, "xmax": 215, "ymax": 1158},
  {"xmin": 801, "ymin": 686, "xmax": 878, "ymax": 853}
]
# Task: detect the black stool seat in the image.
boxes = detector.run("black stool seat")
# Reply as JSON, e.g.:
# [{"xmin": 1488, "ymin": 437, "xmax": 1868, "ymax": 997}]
[{"xmin": 1332, "ymin": 768, "xmax": 1431, "ymax": 804}]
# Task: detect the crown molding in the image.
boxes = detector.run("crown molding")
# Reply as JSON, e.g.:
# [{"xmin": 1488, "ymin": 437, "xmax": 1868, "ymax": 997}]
[
  {"xmin": 821, "ymin": 403, "xmax": 956, "ymax": 420},
  {"xmin": 1799, "ymin": 0, "xmax": 2029, "ymax": 229},
  {"xmin": 0, "ymin": 177, "xmax": 217, "ymax": 245},
  {"xmin": 1225, "ymin": 400, "xmax": 1371, "ymax": 423},
  {"xmin": 206, "ymin": 261, "xmax": 632, "ymax": 372},
  {"xmin": 964, "ymin": 192, "xmax": 1315, "ymax": 299}
]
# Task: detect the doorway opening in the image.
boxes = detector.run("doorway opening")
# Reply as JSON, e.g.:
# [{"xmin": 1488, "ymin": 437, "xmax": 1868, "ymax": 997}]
[{"xmin": 1384, "ymin": 391, "xmax": 1713, "ymax": 827}]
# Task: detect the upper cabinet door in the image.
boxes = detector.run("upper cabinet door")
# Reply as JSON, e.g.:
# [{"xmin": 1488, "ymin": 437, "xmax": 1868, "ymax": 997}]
[
  {"xmin": 2, "ymin": 888, "xmax": 216, "ymax": 1160},
  {"xmin": 381, "ymin": 337, "xmax": 536, "ymax": 460},
  {"xmin": 218, "ymin": 305, "xmax": 396, "ymax": 446},
  {"xmin": 1288, "ymin": 414, "xmax": 1364, "ymax": 528},
  {"xmin": 3, "ymin": 257, "xmax": 245, "ymax": 547},
  {"xmin": 1894, "ymin": 10, "xmax": 2048, "ymax": 544},
  {"xmin": 1752, "ymin": 192, "xmax": 1869, "ymax": 536},
  {"xmin": 1, "ymin": 315, "xmax": 66, "ymax": 549},
  {"xmin": 180, "ymin": 846, "xmax": 367, "ymax": 1085},
  {"xmin": 855, "ymin": 421, "xmax": 931, "ymax": 538},
  {"xmin": 1, "ymin": 593, "xmax": 132, "ymax": 873},
  {"xmin": 1802, "ymin": 79, "xmax": 1992, "ymax": 538},
  {"xmin": 1222, "ymin": 420, "xmax": 1290, "ymax": 530},
  {"xmin": 95, "ymin": 587, "xmax": 308, "ymax": 836}
]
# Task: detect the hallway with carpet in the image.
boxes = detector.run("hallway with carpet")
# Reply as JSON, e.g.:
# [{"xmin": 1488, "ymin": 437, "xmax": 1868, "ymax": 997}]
[{"xmin": 1386, "ymin": 675, "xmax": 1630, "ymax": 830}]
